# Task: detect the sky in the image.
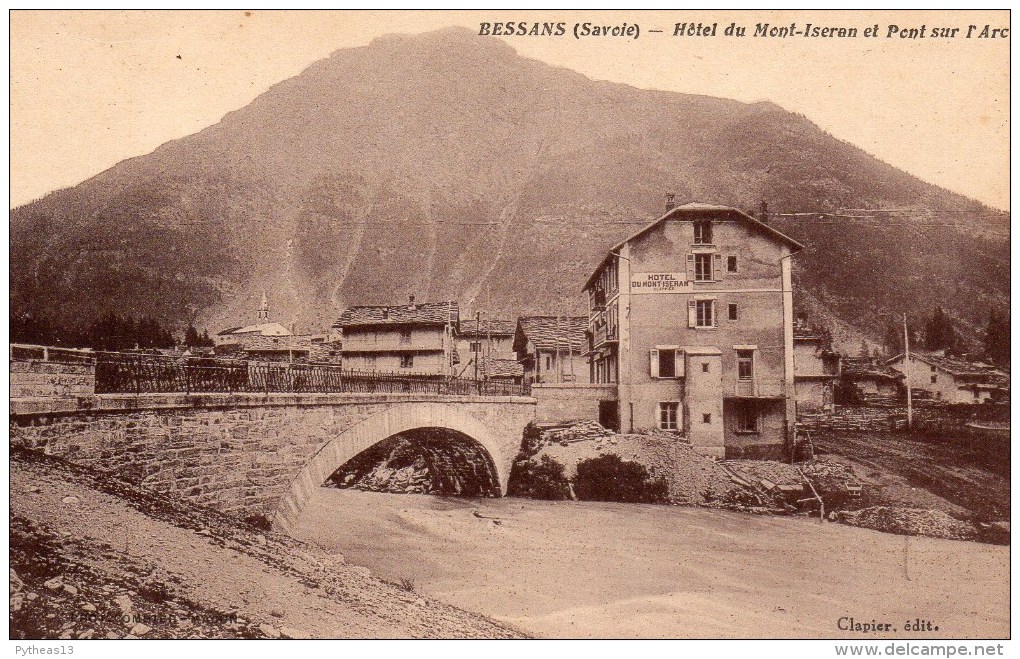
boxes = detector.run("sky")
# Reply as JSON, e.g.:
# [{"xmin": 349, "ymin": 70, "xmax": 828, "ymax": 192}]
[{"xmin": 8, "ymin": 9, "xmax": 1011, "ymax": 210}]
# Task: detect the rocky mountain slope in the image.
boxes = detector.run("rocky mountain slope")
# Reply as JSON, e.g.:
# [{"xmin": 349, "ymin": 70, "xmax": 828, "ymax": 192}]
[{"xmin": 10, "ymin": 27, "xmax": 1008, "ymax": 348}]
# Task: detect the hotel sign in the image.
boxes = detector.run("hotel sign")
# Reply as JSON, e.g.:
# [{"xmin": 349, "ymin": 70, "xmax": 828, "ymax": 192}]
[{"xmin": 630, "ymin": 272, "xmax": 690, "ymax": 293}]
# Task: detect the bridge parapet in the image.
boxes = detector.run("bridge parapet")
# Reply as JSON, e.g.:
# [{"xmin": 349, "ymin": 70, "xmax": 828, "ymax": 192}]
[{"xmin": 10, "ymin": 385, "xmax": 536, "ymax": 533}]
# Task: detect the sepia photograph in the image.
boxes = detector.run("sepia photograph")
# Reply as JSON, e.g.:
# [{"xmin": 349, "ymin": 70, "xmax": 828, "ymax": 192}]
[{"xmin": 7, "ymin": 8, "xmax": 1011, "ymax": 651}]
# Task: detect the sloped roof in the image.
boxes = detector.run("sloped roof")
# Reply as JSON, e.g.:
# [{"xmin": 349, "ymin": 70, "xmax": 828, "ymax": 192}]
[
  {"xmin": 217, "ymin": 322, "xmax": 292, "ymax": 337},
  {"xmin": 513, "ymin": 316, "xmax": 588, "ymax": 353},
  {"xmin": 481, "ymin": 357, "xmax": 524, "ymax": 379},
  {"xmin": 793, "ymin": 318, "xmax": 823, "ymax": 341},
  {"xmin": 886, "ymin": 351, "xmax": 1009, "ymax": 385},
  {"xmin": 457, "ymin": 318, "xmax": 516, "ymax": 337},
  {"xmin": 333, "ymin": 301, "xmax": 459, "ymax": 329},
  {"xmin": 842, "ymin": 357, "xmax": 904, "ymax": 382},
  {"xmin": 583, "ymin": 202, "xmax": 804, "ymax": 290}
]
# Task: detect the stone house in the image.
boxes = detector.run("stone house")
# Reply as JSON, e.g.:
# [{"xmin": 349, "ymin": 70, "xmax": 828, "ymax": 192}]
[
  {"xmin": 333, "ymin": 297, "xmax": 459, "ymax": 376},
  {"xmin": 793, "ymin": 322, "xmax": 840, "ymax": 413},
  {"xmin": 453, "ymin": 318, "xmax": 516, "ymax": 379},
  {"xmin": 839, "ymin": 357, "xmax": 904, "ymax": 403},
  {"xmin": 512, "ymin": 316, "xmax": 589, "ymax": 385},
  {"xmin": 478, "ymin": 356, "xmax": 524, "ymax": 384},
  {"xmin": 582, "ymin": 201, "xmax": 803, "ymax": 459},
  {"xmin": 885, "ymin": 351, "xmax": 1009, "ymax": 404}
]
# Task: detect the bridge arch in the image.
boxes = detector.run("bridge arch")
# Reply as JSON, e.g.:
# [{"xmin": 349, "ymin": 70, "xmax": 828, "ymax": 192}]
[{"xmin": 272, "ymin": 402, "xmax": 513, "ymax": 533}]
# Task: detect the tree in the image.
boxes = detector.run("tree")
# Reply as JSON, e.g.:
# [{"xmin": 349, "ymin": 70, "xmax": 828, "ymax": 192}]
[
  {"xmin": 883, "ymin": 316, "xmax": 919, "ymax": 356},
  {"xmin": 184, "ymin": 324, "xmax": 201, "ymax": 347},
  {"xmin": 923, "ymin": 307, "xmax": 955, "ymax": 352},
  {"xmin": 985, "ymin": 311, "xmax": 1010, "ymax": 367}
]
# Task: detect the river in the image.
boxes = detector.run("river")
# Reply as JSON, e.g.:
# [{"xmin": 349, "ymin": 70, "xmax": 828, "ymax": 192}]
[{"xmin": 292, "ymin": 488, "xmax": 1009, "ymax": 639}]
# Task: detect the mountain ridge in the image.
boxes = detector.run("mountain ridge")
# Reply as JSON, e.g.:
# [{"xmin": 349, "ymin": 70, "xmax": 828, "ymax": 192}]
[{"xmin": 10, "ymin": 27, "xmax": 1008, "ymax": 350}]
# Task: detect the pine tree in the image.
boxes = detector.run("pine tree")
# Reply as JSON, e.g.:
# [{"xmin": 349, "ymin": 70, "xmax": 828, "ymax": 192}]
[
  {"xmin": 923, "ymin": 307, "xmax": 955, "ymax": 352},
  {"xmin": 184, "ymin": 324, "xmax": 201, "ymax": 347},
  {"xmin": 985, "ymin": 311, "xmax": 1010, "ymax": 366}
]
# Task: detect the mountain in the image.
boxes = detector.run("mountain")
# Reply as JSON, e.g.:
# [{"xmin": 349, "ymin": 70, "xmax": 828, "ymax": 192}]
[{"xmin": 10, "ymin": 27, "xmax": 1009, "ymax": 350}]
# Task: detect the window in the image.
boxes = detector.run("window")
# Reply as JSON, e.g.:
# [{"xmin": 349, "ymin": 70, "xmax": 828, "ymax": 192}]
[
  {"xmin": 545, "ymin": 355, "xmax": 552, "ymax": 370},
  {"xmin": 931, "ymin": 374, "xmax": 938, "ymax": 384},
  {"xmin": 659, "ymin": 402, "xmax": 680, "ymax": 431},
  {"xmin": 727, "ymin": 255, "xmax": 738, "ymax": 273},
  {"xmin": 469, "ymin": 341, "xmax": 482, "ymax": 353},
  {"xmin": 650, "ymin": 348, "xmax": 683, "ymax": 378},
  {"xmin": 694, "ymin": 220, "xmax": 712, "ymax": 244},
  {"xmin": 694, "ymin": 253, "xmax": 713, "ymax": 281},
  {"xmin": 399, "ymin": 329, "xmax": 412, "ymax": 345},
  {"xmin": 728, "ymin": 303, "xmax": 738, "ymax": 321},
  {"xmin": 697, "ymin": 300, "xmax": 714, "ymax": 327},
  {"xmin": 399, "ymin": 355, "xmax": 414, "ymax": 369},
  {"xmin": 702, "ymin": 363, "xmax": 710, "ymax": 373},
  {"xmin": 702, "ymin": 413, "xmax": 712, "ymax": 424},
  {"xmin": 735, "ymin": 403, "xmax": 759, "ymax": 433},
  {"xmin": 737, "ymin": 350, "xmax": 754, "ymax": 380}
]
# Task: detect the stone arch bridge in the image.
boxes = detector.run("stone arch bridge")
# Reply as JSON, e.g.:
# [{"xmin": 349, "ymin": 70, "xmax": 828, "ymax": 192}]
[{"xmin": 10, "ymin": 388, "xmax": 535, "ymax": 534}]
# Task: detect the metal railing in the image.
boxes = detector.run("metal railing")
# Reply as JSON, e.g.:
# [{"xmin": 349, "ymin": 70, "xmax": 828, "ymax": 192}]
[{"xmin": 90, "ymin": 351, "xmax": 530, "ymax": 397}]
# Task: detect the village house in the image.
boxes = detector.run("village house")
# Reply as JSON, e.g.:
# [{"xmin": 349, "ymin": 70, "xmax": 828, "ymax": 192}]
[
  {"xmin": 333, "ymin": 297, "xmax": 458, "ymax": 376},
  {"xmin": 215, "ymin": 293, "xmax": 342, "ymax": 363},
  {"xmin": 885, "ymin": 351, "xmax": 1009, "ymax": 404},
  {"xmin": 512, "ymin": 316, "xmax": 588, "ymax": 385},
  {"xmin": 792, "ymin": 321, "xmax": 841, "ymax": 413},
  {"xmin": 477, "ymin": 356, "xmax": 525, "ymax": 385},
  {"xmin": 453, "ymin": 317, "xmax": 517, "ymax": 379},
  {"xmin": 839, "ymin": 357, "xmax": 904, "ymax": 404},
  {"xmin": 583, "ymin": 200, "xmax": 803, "ymax": 459}
]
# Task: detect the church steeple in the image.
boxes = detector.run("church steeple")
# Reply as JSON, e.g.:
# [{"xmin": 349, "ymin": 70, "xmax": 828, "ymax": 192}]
[{"xmin": 257, "ymin": 291, "xmax": 270, "ymax": 322}]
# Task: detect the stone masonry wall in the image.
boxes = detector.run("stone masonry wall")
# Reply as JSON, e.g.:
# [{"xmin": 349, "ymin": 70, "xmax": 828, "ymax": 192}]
[
  {"xmin": 10, "ymin": 361, "xmax": 95, "ymax": 401},
  {"xmin": 531, "ymin": 383, "xmax": 617, "ymax": 424},
  {"xmin": 9, "ymin": 393, "xmax": 535, "ymax": 525}
]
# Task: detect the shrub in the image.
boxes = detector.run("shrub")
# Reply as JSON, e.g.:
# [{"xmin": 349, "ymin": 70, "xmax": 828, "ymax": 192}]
[
  {"xmin": 507, "ymin": 454, "xmax": 571, "ymax": 500},
  {"xmin": 573, "ymin": 454, "xmax": 669, "ymax": 504}
]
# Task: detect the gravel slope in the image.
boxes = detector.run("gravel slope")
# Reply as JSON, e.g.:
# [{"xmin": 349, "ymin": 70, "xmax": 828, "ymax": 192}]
[{"xmin": 9, "ymin": 449, "xmax": 523, "ymax": 639}]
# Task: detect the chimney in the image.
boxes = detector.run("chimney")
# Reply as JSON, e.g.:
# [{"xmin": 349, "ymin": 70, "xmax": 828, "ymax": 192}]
[
  {"xmin": 408, "ymin": 294, "xmax": 416, "ymax": 309},
  {"xmin": 759, "ymin": 199, "xmax": 769, "ymax": 224},
  {"xmin": 665, "ymin": 193, "xmax": 676, "ymax": 212}
]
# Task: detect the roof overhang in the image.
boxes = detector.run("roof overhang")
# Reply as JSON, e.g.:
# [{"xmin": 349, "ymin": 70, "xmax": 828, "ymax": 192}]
[{"xmin": 582, "ymin": 204, "xmax": 804, "ymax": 291}]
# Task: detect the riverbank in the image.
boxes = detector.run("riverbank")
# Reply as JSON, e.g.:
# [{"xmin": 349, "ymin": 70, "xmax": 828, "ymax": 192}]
[{"xmin": 9, "ymin": 449, "xmax": 523, "ymax": 639}]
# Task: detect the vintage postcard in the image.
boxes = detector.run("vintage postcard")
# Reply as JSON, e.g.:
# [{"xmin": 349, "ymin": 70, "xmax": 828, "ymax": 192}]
[{"xmin": 8, "ymin": 8, "xmax": 1010, "ymax": 651}]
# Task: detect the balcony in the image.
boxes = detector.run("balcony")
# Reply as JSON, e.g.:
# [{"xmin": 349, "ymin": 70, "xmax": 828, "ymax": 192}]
[
  {"xmin": 591, "ymin": 323, "xmax": 619, "ymax": 348},
  {"xmin": 730, "ymin": 378, "xmax": 786, "ymax": 399}
]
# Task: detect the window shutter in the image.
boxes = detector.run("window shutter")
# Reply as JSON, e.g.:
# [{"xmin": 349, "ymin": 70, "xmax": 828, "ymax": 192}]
[
  {"xmin": 650, "ymin": 349, "xmax": 660, "ymax": 378},
  {"xmin": 714, "ymin": 254, "xmax": 723, "ymax": 280},
  {"xmin": 675, "ymin": 350, "xmax": 685, "ymax": 378},
  {"xmin": 712, "ymin": 300, "xmax": 718, "ymax": 327},
  {"xmin": 688, "ymin": 300, "xmax": 697, "ymax": 328},
  {"xmin": 686, "ymin": 253, "xmax": 695, "ymax": 280}
]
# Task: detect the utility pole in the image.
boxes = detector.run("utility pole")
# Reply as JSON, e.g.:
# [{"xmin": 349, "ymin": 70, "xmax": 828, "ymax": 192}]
[
  {"xmin": 903, "ymin": 313, "xmax": 912, "ymax": 431},
  {"xmin": 474, "ymin": 311, "xmax": 481, "ymax": 381}
]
